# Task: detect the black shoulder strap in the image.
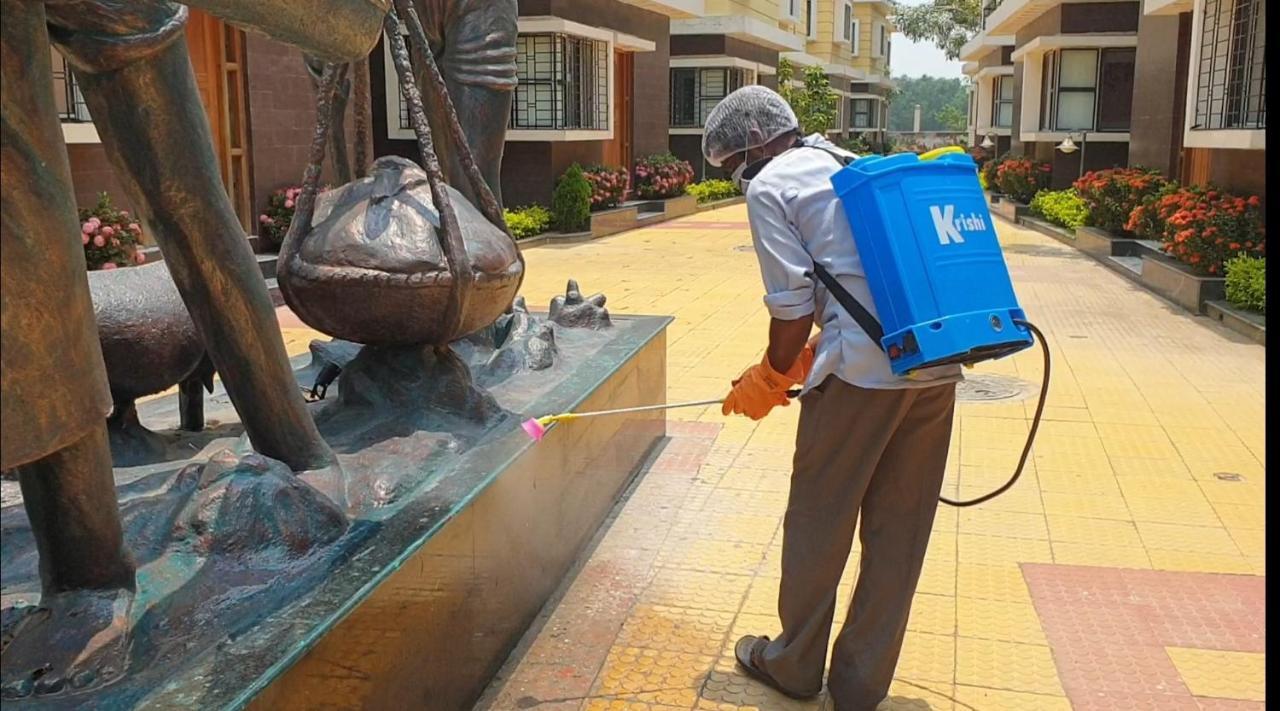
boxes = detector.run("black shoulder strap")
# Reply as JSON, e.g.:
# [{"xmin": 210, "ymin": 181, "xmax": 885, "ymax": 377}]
[
  {"xmin": 791, "ymin": 144, "xmax": 886, "ymax": 351},
  {"xmin": 807, "ymin": 264, "xmax": 885, "ymax": 351}
]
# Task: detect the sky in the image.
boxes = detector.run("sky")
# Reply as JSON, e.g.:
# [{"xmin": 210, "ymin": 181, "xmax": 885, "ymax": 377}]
[{"xmin": 891, "ymin": 0, "xmax": 966, "ymax": 79}]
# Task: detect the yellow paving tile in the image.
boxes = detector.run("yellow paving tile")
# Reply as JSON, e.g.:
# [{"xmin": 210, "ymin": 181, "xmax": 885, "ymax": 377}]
[
  {"xmin": 1210, "ymin": 501, "xmax": 1266, "ymax": 530},
  {"xmin": 641, "ymin": 569, "xmax": 752, "ymax": 613},
  {"xmin": 592, "ymin": 646, "xmax": 713, "ymax": 707},
  {"xmin": 1165, "ymin": 648, "xmax": 1265, "ymax": 701},
  {"xmin": 1148, "ymin": 550, "xmax": 1253, "ymax": 574},
  {"xmin": 954, "ymin": 638, "xmax": 1063, "ymax": 696},
  {"xmin": 955, "ymin": 598, "xmax": 1047, "ymax": 645},
  {"xmin": 1135, "ymin": 522, "xmax": 1241, "ymax": 555},
  {"xmin": 952, "ymin": 685, "xmax": 1072, "ymax": 711},
  {"xmin": 1044, "ymin": 515, "xmax": 1142, "ymax": 546},
  {"xmin": 1050, "ymin": 541, "xmax": 1152, "ymax": 568},
  {"xmin": 957, "ymin": 510, "xmax": 1048, "ymax": 540},
  {"xmin": 956, "ymin": 564, "xmax": 1032, "ymax": 604},
  {"xmin": 1125, "ymin": 496, "xmax": 1220, "ymax": 527},
  {"xmin": 895, "ymin": 632, "xmax": 956, "ymax": 685},
  {"xmin": 956, "ymin": 534, "xmax": 1053, "ymax": 566},
  {"xmin": 1040, "ymin": 491, "xmax": 1132, "ymax": 521},
  {"xmin": 876, "ymin": 680, "xmax": 956, "ymax": 710},
  {"xmin": 906, "ymin": 594, "xmax": 956, "ymax": 636}
]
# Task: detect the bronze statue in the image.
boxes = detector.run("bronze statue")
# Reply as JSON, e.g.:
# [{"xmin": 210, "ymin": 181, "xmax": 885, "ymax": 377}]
[{"xmin": 0, "ymin": 0, "xmax": 387, "ymax": 695}]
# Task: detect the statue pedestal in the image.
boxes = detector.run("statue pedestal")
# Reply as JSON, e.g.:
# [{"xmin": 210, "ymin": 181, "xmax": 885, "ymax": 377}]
[{"xmin": 0, "ymin": 315, "xmax": 670, "ymax": 711}]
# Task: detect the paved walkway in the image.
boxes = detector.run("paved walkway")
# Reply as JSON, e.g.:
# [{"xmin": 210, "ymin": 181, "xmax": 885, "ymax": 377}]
[{"xmin": 279, "ymin": 205, "xmax": 1265, "ymax": 710}]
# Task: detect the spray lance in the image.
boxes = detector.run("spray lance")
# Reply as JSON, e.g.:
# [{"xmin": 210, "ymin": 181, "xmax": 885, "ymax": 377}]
[{"xmin": 523, "ymin": 146, "xmax": 1050, "ymax": 508}]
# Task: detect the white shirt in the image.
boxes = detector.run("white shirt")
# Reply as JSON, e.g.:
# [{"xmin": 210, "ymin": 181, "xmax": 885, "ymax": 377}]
[{"xmin": 745, "ymin": 134, "xmax": 963, "ymax": 393}]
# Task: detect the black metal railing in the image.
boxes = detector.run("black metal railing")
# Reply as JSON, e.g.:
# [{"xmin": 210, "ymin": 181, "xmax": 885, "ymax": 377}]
[
  {"xmin": 1193, "ymin": 0, "xmax": 1266, "ymax": 130},
  {"xmin": 54, "ymin": 56, "xmax": 91, "ymax": 122}
]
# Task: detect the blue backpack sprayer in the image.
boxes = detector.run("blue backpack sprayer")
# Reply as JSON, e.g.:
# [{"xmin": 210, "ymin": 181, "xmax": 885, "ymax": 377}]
[{"xmin": 810, "ymin": 144, "xmax": 1050, "ymax": 507}]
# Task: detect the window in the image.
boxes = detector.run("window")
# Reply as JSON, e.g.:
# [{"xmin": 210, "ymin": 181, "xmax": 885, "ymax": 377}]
[
  {"xmin": 838, "ymin": 3, "xmax": 854, "ymax": 45},
  {"xmin": 1193, "ymin": 0, "xmax": 1265, "ymax": 129},
  {"xmin": 52, "ymin": 52, "xmax": 91, "ymax": 123},
  {"xmin": 878, "ymin": 24, "xmax": 888, "ymax": 58},
  {"xmin": 992, "ymin": 75, "xmax": 1014, "ymax": 127},
  {"xmin": 850, "ymin": 98, "xmax": 877, "ymax": 128},
  {"xmin": 782, "ymin": 0, "xmax": 800, "ymax": 20},
  {"xmin": 1037, "ymin": 47, "xmax": 1135, "ymax": 132},
  {"xmin": 806, "ymin": 0, "xmax": 817, "ymax": 38},
  {"xmin": 510, "ymin": 33, "xmax": 610, "ymax": 131},
  {"xmin": 670, "ymin": 67, "xmax": 750, "ymax": 127}
]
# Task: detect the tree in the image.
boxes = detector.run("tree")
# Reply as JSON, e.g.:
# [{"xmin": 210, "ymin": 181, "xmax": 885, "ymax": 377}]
[
  {"xmin": 935, "ymin": 103, "xmax": 967, "ymax": 131},
  {"xmin": 888, "ymin": 75, "xmax": 968, "ymax": 131},
  {"xmin": 777, "ymin": 58, "xmax": 839, "ymax": 135},
  {"xmin": 891, "ymin": 0, "xmax": 982, "ymax": 60}
]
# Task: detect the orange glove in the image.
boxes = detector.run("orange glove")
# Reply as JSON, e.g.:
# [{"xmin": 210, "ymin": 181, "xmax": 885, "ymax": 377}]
[{"xmin": 722, "ymin": 338, "xmax": 818, "ymax": 420}]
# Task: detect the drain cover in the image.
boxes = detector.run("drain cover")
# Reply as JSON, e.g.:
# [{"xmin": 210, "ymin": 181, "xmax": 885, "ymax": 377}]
[
  {"xmin": 1214, "ymin": 472, "xmax": 1244, "ymax": 482},
  {"xmin": 957, "ymin": 373, "xmax": 1038, "ymax": 402}
]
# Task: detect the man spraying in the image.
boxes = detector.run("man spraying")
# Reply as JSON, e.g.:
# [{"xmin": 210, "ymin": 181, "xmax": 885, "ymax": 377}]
[{"xmin": 704, "ymin": 85, "xmax": 962, "ymax": 709}]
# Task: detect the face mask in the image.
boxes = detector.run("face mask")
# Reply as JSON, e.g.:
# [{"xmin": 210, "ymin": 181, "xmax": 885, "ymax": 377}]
[{"xmin": 731, "ymin": 160, "xmax": 750, "ymax": 194}]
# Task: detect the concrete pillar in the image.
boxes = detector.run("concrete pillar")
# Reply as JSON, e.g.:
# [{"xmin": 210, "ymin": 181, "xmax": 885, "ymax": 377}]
[{"xmin": 912, "ymin": 104, "xmax": 922, "ymax": 132}]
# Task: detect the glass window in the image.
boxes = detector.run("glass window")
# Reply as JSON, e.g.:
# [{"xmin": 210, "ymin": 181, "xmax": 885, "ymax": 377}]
[
  {"xmin": 510, "ymin": 33, "xmax": 610, "ymax": 130},
  {"xmin": 1194, "ymin": 0, "xmax": 1266, "ymax": 129},
  {"xmin": 670, "ymin": 67, "xmax": 750, "ymax": 128},
  {"xmin": 1055, "ymin": 49, "xmax": 1097, "ymax": 131},
  {"xmin": 851, "ymin": 98, "xmax": 873, "ymax": 128},
  {"xmin": 843, "ymin": 4, "xmax": 854, "ymax": 43},
  {"xmin": 992, "ymin": 75, "xmax": 1014, "ymax": 127},
  {"xmin": 806, "ymin": 0, "xmax": 816, "ymax": 37},
  {"xmin": 1096, "ymin": 47, "xmax": 1135, "ymax": 130},
  {"xmin": 1039, "ymin": 51, "xmax": 1056, "ymax": 130}
]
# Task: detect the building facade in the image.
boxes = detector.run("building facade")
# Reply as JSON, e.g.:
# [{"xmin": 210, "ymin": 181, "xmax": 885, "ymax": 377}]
[
  {"xmin": 668, "ymin": 0, "xmax": 897, "ymax": 179},
  {"xmin": 963, "ymin": 0, "xmax": 1264, "ymax": 195}
]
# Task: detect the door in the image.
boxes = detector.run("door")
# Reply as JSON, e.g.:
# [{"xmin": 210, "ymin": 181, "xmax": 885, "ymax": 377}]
[
  {"xmin": 602, "ymin": 50, "xmax": 633, "ymax": 178},
  {"xmin": 1181, "ymin": 147, "xmax": 1212, "ymax": 186},
  {"xmin": 185, "ymin": 9, "xmax": 254, "ymax": 231}
]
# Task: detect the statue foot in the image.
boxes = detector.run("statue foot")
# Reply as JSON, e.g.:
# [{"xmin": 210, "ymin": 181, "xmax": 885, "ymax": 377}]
[
  {"xmin": 0, "ymin": 588, "xmax": 133, "ymax": 699},
  {"xmin": 549, "ymin": 279, "xmax": 612, "ymax": 329},
  {"xmin": 297, "ymin": 459, "xmax": 349, "ymax": 514}
]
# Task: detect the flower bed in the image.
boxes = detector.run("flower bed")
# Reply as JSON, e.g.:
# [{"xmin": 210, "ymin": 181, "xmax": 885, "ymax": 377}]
[
  {"xmin": 584, "ymin": 165, "xmax": 629, "ymax": 210},
  {"xmin": 79, "ymin": 192, "xmax": 145, "ymax": 270},
  {"xmin": 994, "ymin": 158, "xmax": 1051, "ymax": 204},
  {"xmin": 1225, "ymin": 254, "xmax": 1265, "ymax": 314},
  {"xmin": 633, "ymin": 154, "xmax": 693, "ymax": 200},
  {"xmin": 1127, "ymin": 184, "xmax": 1264, "ymax": 275},
  {"xmin": 1073, "ymin": 167, "xmax": 1172, "ymax": 235}
]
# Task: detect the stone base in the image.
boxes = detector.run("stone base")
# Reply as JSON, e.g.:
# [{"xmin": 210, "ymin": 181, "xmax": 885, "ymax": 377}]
[
  {"xmin": 1204, "ymin": 301, "xmax": 1266, "ymax": 345},
  {"xmin": 1140, "ymin": 255, "xmax": 1226, "ymax": 313},
  {"xmin": 0, "ymin": 315, "xmax": 671, "ymax": 711},
  {"xmin": 990, "ymin": 198, "xmax": 1029, "ymax": 222},
  {"xmin": 1074, "ymin": 226, "xmax": 1128, "ymax": 259}
]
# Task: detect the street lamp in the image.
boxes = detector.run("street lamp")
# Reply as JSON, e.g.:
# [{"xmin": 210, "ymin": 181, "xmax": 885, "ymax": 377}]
[
  {"xmin": 1056, "ymin": 131, "xmax": 1087, "ymax": 177},
  {"xmin": 980, "ymin": 133, "xmax": 995, "ymax": 149}
]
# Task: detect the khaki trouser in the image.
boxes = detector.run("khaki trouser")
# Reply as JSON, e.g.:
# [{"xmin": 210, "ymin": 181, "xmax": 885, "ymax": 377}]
[{"xmin": 759, "ymin": 375, "xmax": 957, "ymax": 710}]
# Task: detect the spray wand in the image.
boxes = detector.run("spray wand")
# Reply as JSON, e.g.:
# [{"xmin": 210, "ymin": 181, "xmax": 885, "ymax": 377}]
[{"xmin": 520, "ymin": 390, "xmax": 802, "ymax": 442}]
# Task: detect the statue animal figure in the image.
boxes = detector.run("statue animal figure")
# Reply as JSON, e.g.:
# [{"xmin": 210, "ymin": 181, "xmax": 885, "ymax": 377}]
[{"xmin": 88, "ymin": 262, "xmax": 216, "ymax": 460}]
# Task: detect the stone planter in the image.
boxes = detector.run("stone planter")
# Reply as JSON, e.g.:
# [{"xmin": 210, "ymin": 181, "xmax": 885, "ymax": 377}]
[
  {"xmin": 1019, "ymin": 215, "xmax": 1076, "ymax": 244},
  {"xmin": 661, "ymin": 193, "xmax": 699, "ymax": 219},
  {"xmin": 1074, "ymin": 226, "xmax": 1134, "ymax": 259},
  {"xmin": 588, "ymin": 204, "xmax": 639, "ymax": 238},
  {"xmin": 1204, "ymin": 301, "xmax": 1266, "ymax": 345},
  {"xmin": 1139, "ymin": 253, "xmax": 1226, "ymax": 313},
  {"xmin": 696, "ymin": 195, "xmax": 746, "ymax": 212},
  {"xmin": 990, "ymin": 197, "xmax": 1029, "ymax": 222}
]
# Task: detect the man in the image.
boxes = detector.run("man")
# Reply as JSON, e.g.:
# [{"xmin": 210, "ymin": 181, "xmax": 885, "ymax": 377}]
[{"xmin": 703, "ymin": 85, "xmax": 962, "ymax": 710}]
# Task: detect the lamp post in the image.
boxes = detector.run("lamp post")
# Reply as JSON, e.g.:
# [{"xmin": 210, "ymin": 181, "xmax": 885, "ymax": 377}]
[
  {"xmin": 1056, "ymin": 131, "xmax": 1088, "ymax": 178},
  {"xmin": 981, "ymin": 133, "xmax": 995, "ymax": 149}
]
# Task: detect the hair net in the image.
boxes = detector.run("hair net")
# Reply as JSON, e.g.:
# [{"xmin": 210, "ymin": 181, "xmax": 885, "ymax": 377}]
[{"xmin": 701, "ymin": 85, "xmax": 799, "ymax": 167}]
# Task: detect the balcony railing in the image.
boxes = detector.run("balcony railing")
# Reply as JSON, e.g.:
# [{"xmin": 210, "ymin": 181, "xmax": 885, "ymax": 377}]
[{"xmin": 53, "ymin": 56, "xmax": 91, "ymax": 123}]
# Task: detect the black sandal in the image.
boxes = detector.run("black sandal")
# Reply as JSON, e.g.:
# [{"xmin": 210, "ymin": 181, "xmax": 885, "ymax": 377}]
[{"xmin": 733, "ymin": 634, "xmax": 821, "ymax": 700}]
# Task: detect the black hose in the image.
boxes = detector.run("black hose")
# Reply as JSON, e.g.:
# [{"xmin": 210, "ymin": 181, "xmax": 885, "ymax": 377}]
[{"xmin": 939, "ymin": 320, "xmax": 1049, "ymax": 507}]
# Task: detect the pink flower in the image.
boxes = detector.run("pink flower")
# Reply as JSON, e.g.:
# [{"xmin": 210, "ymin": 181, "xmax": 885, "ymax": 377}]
[
  {"xmin": 120, "ymin": 210, "xmax": 129, "ymax": 218},
  {"xmin": 259, "ymin": 214, "xmax": 270, "ymax": 224},
  {"xmin": 101, "ymin": 262, "xmax": 118, "ymax": 270},
  {"xmin": 82, "ymin": 233, "xmax": 90, "ymax": 245},
  {"xmin": 82, "ymin": 222, "xmax": 95, "ymax": 235},
  {"xmin": 101, "ymin": 226, "xmax": 114, "ymax": 238},
  {"xmin": 93, "ymin": 234, "xmax": 106, "ymax": 247},
  {"xmin": 110, "ymin": 237, "xmax": 120, "ymax": 247},
  {"xmin": 129, "ymin": 223, "xmax": 141, "ymax": 233},
  {"xmin": 133, "ymin": 251, "xmax": 147, "ymax": 265},
  {"xmin": 284, "ymin": 199, "xmax": 295, "ymax": 209}
]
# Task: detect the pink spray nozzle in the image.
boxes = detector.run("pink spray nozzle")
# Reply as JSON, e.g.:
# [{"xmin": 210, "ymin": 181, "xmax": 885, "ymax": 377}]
[{"xmin": 521, "ymin": 418, "xmax": 547, "ymax": 442}]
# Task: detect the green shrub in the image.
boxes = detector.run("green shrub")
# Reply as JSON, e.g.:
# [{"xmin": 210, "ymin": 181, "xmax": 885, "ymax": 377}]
[
  {"xmin": 978, "ymin": 171, "xmax": 989, "ymax": 191},
  {"xmin": 552, "ymin": 163, "xmax": 592, "ymax": 232},
  {"xmin": 504, "ymin": 204, "xmax": 552, "ymax": 239},
  {"xmin": 1030, "ymin": 188, "xmax": 1090, "ymax": 230},
  {"xmin": 1225, "ymin": 254, "xmax": 1265, "ymax": 314},
  {"xmin": 687, "ymin": 179, "xmax": 741, "ymax": 204},
  {"xmin": 980, "ymin": 153, "xmax": 1009, "ymax": 193}
]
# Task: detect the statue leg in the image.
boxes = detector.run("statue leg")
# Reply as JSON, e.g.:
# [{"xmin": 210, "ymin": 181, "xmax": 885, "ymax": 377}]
[
  {"xmin": 416, "ymin": 0, "xmax": 517, "ymax": 209},
  {"xmin": 71, "ymin": 36, "xmax": 344, "ymax": 499}
]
